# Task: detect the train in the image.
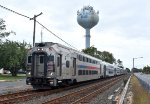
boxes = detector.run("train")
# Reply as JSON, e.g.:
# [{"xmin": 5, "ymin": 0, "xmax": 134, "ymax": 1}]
[{"xmin": 26, "ymin": 42, "xmax": 124, "ymax": 89}]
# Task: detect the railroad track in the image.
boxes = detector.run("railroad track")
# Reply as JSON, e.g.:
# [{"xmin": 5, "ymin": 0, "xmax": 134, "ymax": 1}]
[
  {"xmin": 0, "ymin": 88, "xmax": 64, "ymax": 104},
  {"xmin": 43, "ymin": 76, "xmax": 123, "ymax": 104},
  {"xmin": 0, "ymin": 89, "xmax": 37, "ymax": 104},
  {"xmin": 0, "ymin": 75, "xmax": 124, "ymax": 104}
]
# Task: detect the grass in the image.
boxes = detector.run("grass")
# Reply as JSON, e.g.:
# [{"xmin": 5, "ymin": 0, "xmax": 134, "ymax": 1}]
[
  {"xmin": 0, "ymin": 74, "xmax": 26, "ymax": 81},
  {"xmin": 131, "ymin": 75, "xmax": 150, "ymax": 104}
]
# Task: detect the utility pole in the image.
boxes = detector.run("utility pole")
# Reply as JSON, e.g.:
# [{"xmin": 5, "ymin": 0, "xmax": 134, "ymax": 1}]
[
  {"xmin": 133, "ymin": 58, "xmax": 134, "ymax": 69},
  {"xmin": 30, "ymin": 12, "xmax": 43, "ymax": 47},
  {"xmin": 132, "ymin": 57, "xmax": 143, "ymax": 72}
]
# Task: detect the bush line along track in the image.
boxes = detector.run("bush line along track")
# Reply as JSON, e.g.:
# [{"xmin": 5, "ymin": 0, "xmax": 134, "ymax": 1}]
[
  {"xmin": 43, "ymin": 76, "xmax": 123, "ymax": 104},
  {"xmin": 0, "ymin": 75, "xmax": 124, "ymax": 104}
]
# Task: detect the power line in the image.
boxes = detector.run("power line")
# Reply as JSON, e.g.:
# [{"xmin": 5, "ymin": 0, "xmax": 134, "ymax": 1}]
[
  {"xmin": 36, "ymin": 21, "xmax": 78, "ymax": 50},
  {"xmin": 0, "ymin": 4, "xmax": 30, "ymax": 19},
  {"xmin": 0, "ymin": 4, "xmax": 78, "ymax": 50}
]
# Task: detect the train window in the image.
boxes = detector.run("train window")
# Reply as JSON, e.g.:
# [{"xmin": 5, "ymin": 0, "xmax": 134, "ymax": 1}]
[
  {"xmin": 49, "ymin": 55, "xmax": 54, "ymax": 61},
  {"xmin": 86, "ymin": 70, "xmax": 88, "ymax": 75},
  {"xmin": 89, "ymin": 70, "xmax": 92, "ymax": 75},
  {"xmin": 78, "ymin": 55, "xmax": 80, "ymax": 61},
  {"xmin": 89, "ymin": 59, "xmax": 91, "ymax": 63},
  {"xmin": 28, "ymin": 56, "xmax": 32, "ymax": 63},
  {"xmin": 86, "ymin": 58, "xmax": 88, "ymax": 62},
  {"xmin": 83, "ymin": 56, "xmax": 85, "ymax": 62},
  {"xmin": 40, "ymin": 56, "xmax": 44, "ymax": 63},
  {"xmin": 109, "ymin": 71, "xmax": 113, "ymax": 74},
  {"xmin": 57, "ymin": 57, "xmax": 60, "ymax": 67},
  {"xmin": 92, "ymin": 71, "xmax": 94, "ymax": 74},
  {"xmin": 66, "ymin": 61, "xmax": 70, "ymax": 68},
  {"xmin": 94, "ymin": 71, "xmax": 98, "ymax": 74},
  {"xmin": 79, "ymin": 55, "xmax": 82, "ymax": 61},
  {"xmin": 83, "ymin": 70, "xmax": 85, "ymax": 75},
  {"xmin": 93, "ymin": 60, "xmax": 95, "ymax": 64},
  {"xmin": 77, "ymin": 55, "xmax": 79, "ymax": 60},
  {"xmin": 78, "ymin": 70, "xmax": 82, "ymax": 75}
]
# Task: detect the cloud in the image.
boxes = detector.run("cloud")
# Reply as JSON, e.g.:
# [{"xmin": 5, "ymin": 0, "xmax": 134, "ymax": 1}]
[{"xmin": 0, "ymin": 0, "xmax": 150, "ymax": 69}]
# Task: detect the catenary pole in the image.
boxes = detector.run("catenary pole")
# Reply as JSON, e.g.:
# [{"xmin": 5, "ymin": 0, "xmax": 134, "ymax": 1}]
[{"xmin": 30, "ymin": 12, "xmax": 43, "ymax": 47}]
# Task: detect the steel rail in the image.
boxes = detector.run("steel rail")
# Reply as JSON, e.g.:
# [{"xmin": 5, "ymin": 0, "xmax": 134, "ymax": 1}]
[
  {"xmin": 43, "ymin": 76, "xmax": 123, "ymax": 104},
  {"xmin": 71, "ymin": 78, "xmax": 121, "ymax": 104}
]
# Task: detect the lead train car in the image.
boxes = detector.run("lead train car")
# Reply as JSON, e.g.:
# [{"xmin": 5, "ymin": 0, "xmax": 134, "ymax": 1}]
[{"xmin": 26, "ymin": 42, "xmax": 121, "ymax": 89}]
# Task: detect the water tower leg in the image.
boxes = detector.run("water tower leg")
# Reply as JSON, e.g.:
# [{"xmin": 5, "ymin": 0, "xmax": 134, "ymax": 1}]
[{"xmin": 85, "ymin": 29, "xmax": 90, "ymax": 48}]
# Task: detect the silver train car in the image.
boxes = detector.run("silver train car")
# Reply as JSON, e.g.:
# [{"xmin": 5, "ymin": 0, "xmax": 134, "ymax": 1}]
[{"xmin": 26, "ymin": 42, "xmax": 123, "ymax": 89}]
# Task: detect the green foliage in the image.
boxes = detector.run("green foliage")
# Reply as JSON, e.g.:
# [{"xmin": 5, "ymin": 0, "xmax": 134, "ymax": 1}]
[
  {"xmin": 82, "ymin": 46, "xmax": 97, "ymax": 57},
  {"xmin": 0, "ymin": 18, "xmax": 26, "ymax": 76},
  {"xmin": 142, "ymin": 65, "xmax": 150, "ymax": 74},
  {"xmin": 0, "ymin": 19, "xmax": 11, "ymax": 39},
  {"xmin": 125, "ymin": 68, "xmax": 130, "ymax": 73},
  {"xmin": 82, "ymin": 46, "xmax": 116, "ymax": 64},
  {"xmin": 0, "ymin": 74, "xmax": 26, "ymax": 81},
  {"xmin": 0, "ymin": 40, "xmax": 31, "ymax": 76}
]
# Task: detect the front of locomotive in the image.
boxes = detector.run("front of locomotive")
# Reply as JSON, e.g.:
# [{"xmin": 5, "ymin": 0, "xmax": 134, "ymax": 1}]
[{"xmin": 26, "ymin": 44, "xmax": 57, "ymax": 89}]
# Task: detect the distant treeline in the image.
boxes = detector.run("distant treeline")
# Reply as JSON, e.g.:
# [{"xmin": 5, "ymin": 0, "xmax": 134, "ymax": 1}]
[
  {"xmin": 132, "ymin": 66, "xmax": 150, "ymax": 74},
  {"xmin": 142, "ymin": 66, "xmax": 150, "ymax": 74}
]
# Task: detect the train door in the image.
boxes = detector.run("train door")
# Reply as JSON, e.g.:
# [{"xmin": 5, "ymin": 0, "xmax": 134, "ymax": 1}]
[
  {"xmin": 72, "ymin": 58, "xmax": 76, "ymax": 76},
  {"xmin": 103, "ymin": 65, "xmax": 106, "ymax": 78},
  {"xmin": 114, "ymin": 68, "xmax": 116, "ymax": 76},
  {"xmin": 99, "ymin": 64, "xmax": 101, "ymax": 76},
  {"xmin": 32, "ymin": 52, "xmax": 47, "ymax": 77},
  {"xmin": 57, "ymin": 54, "xmax": 62, "ymax": 76}
]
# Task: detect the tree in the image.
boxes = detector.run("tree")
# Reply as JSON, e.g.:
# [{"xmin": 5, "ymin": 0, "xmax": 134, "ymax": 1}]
[
  {"xmin": 117, "ymin": 59, "xmax": 122, "ymax": 65},
  {"xmin": 125, "ymin": 68, "xmax": 130, "ymax": 73},
  {"xmin": 0, "ymin": 18, "xmax": 11, "ymax": 39},
  {"xmin": 142, "ymin": 66, "xmax": 150, "ymax": 74},
  {"xmin": 82, "ymin": 46, "xmax": 116, "ymax": 64},
  {"xmin": 116, "ymin": 59, "xmax": 124, "ymax": 68},
  {"xmin": 0, "ymin": 40, "xmax": 30, "ymax": 76},
  {"xmin": 82, "ymin": 46, "xmax": 97, "ymax": 57},
  {"xmin": 100, "ymin": 51, "xmax": 116, "ymax": 64}
]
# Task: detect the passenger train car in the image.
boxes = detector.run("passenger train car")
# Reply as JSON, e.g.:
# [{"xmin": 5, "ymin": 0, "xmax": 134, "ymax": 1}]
[{"xmin": 26, "ymin": 42, "xmax": 124, "ymax": 89}]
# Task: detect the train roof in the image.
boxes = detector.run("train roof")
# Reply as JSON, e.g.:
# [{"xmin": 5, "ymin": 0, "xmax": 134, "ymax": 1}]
[{"xmin": 35, "ymin": 42, "xmax": 102, "ymax": 62}]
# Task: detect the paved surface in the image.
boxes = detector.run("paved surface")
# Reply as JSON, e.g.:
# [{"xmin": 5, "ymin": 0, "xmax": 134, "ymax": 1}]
[
  {"xmin": 0, "ymin": 79, "xmax": 32, "ymax": 94},
  {"xmin": 134, "ymin": 73, "xmax": 150, "ymax": 93},
  {"xmin": 134, "ymin": 73, "xmax": 150, "ymax": 84}
]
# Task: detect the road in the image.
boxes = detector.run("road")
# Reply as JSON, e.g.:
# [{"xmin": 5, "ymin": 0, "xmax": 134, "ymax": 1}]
[
  {"xmin": 134, "ymin": 73, "xmax": 150, "ymax": 84},
  {"xmin": 134, "ymin": 73, "xmax": 150, "ymax": 93},
  {"xmin": 0, "ymin": 79, "xmax": 32, "ymax": 94}
]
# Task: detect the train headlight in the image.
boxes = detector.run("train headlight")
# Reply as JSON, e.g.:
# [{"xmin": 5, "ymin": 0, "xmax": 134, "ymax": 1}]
[
  {"xmin": 50, "ymin": 72, "xmax": 54, "ymax": 76},
  {"xmin": 26, "ymin": 71, "xmax": 31, "ymax": 77},
  {"xmin": 37, "ymin": 48, "xmax": 44, "ymax": 51},
  {"xmin": 28, "ymin": 72, "xmax": 31, "ymax": 75}
]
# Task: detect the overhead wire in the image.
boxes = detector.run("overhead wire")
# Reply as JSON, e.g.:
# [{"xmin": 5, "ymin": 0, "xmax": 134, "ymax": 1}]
[
  {"xmin": 0, "ymin": 4, "xmax": 78, "ymax": 50},
  {"xmin": 0, "ymin": 4, "xmax": 30, "ymax": 19},
  {"xmin": 36, "ymin": 21, "xmax": 78, "ymax": 50}
]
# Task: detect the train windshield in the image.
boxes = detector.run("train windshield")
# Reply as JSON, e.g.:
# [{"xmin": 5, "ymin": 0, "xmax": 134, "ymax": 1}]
[
  {"xmin": 48, "ymin": 55, "xmax": 54, "ymax": 61},
  {"xmin": 28, "ymin": 56, "xmax": 32, "ymax": 63}
]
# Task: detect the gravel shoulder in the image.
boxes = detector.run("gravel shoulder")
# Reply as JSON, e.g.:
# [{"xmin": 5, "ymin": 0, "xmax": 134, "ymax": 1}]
[{"xmin": 124, "ymin": 74, "xmax": 150, "ymax": 104}]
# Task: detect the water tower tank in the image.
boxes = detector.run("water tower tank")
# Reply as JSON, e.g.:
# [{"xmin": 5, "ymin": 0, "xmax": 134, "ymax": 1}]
[{"xmin": 77, "ymin": 5, "xmax": 99, "ymax": 48}]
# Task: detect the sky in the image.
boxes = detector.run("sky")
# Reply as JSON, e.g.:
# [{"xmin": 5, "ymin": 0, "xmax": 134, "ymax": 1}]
[{"xmin": 0, "ymin": 0, "xmax": 149, "ymax": 69}]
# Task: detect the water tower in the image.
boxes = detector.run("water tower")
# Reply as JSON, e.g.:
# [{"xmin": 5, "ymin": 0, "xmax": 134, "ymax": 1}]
[{"xmin": 77, "ymin": 5, "xmax": 99, "ymax": 48}]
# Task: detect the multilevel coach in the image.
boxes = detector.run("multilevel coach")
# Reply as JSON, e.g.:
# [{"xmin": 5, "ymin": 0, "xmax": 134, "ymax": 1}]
[{"xmin": 26, "ymin": 42, "xmax": 124, "ymax": 89}]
